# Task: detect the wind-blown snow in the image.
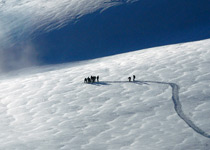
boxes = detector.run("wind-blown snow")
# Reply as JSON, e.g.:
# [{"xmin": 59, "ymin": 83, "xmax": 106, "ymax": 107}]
[
  {"xmin": 0, "ymin": 39, "xmax": 210, "ymax": 149},
  {"xmin": 1, "ymin": 0, "xmax": 209, "ymax": 72},
  {"xmin": 0, "ymin": 0, "xmax": 135, "ymax": 45}
]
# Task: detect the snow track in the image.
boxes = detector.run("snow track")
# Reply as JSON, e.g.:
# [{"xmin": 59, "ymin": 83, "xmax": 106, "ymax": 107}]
[
  {"xmin": 167, "ymin": 82, "xmax": 210, "ymax": 139},
  {"xmin": 100, "ymin": 80, "xmax": 210, "ymax": 138},
  {"xmin": 139, "ymin": 81, "xmax": 210, "ymax": 138}
]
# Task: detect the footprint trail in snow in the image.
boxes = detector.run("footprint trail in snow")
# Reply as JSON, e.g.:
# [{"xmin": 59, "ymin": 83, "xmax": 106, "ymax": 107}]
[{"xmin": 99, "ymin": 80, "xmax": 210, "ymax": 138}]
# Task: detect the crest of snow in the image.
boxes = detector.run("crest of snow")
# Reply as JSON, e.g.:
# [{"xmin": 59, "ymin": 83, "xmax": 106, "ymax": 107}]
[{"xmin": 0, "ymin": 0, "xmax": 136, "ymax": 45}]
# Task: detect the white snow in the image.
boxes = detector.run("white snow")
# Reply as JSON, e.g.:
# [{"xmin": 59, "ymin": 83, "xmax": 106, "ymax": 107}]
[
  {"xmin": 0, "ymin": 0, "xmax": 136, "ymax": 45},
  {"xmin": 0, "ymin": 39, "xmax": 210, "ymax": 149}
]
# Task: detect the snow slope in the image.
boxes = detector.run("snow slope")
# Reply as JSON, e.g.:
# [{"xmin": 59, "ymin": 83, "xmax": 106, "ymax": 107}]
[{"xmin": 0, "ymin": 39, "xmax": 210, "ymax": 149}]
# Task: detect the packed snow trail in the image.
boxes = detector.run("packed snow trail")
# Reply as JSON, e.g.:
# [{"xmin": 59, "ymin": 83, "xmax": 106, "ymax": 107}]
[
  {"xmin": 140, "ymin": 81, "xmax": 210, "ymax": 139},
  {"xmin": 168, "ymin": 82, "xmax": 210, "ymax": 139},
  {"xmin": 93, "ymin": 80, "xmax": 210, "ymax": 138}
]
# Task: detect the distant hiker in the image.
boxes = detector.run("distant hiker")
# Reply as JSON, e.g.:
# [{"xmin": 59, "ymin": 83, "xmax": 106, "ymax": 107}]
[
  {"xmin": 91, "ymin": 76, "xmax": 96, "ymax": 83},
  {"xmin": 128, "ymin": 77, "xmax": 131, "ymax": 82},
  {"xmin": 84, "ymin": 78, "xmax": 87, "ymax": 83},
  {"xmin": 133, "ymin": 75, "xmax": 136, "ymax": 81},
  {"xmin": 91, "ymin": 76, "xmax": 93, "ymax": 82},
  {"xmin": 87, "ymin": 77, "xmax": 91, "ymax": 83},
  {"xmin": 84, "ymin": 75, "xmax": 99, "ymax": 83}
]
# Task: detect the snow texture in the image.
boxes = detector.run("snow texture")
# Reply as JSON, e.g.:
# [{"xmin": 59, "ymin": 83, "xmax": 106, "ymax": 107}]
[
  {"xmin": 0, "ymin": 0, "xmax": 135, "ymax": 45},
  {"xmin": 0, "ymin": 39, "xmax": 210, "ymax": 149}
]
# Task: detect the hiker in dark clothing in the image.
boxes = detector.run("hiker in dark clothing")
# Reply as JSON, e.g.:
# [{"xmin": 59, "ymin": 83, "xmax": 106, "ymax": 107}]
[
  {"xmin": 128, "ymin": 77, "xmax": 131, "ymax": 82},
  {"xmin": 91, "ymin": 76, "xmax": 96, "ymax": 83},
  {"xmin": 84, "ymin": 78, "xmax": 87, "ymax": 83},
  {"xmin": 97, "ymin": 76, "xmax": 99, "ymax": 82},
  {"xmin": 87, "ymin": 77, "xmax": 91, "ymax": 83},
  {"xmin": 133, "ymin": 75, "xmax": 136, "ymax": 81}
]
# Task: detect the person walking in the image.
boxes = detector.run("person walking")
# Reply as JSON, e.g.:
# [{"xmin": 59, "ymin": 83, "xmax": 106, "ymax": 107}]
[
  {"xmin": 87, "ymin": 77, "xmax": 91, "ymax": 83},
  {"xmin": 84, "ymin": 78, "xmax": 87, "ymax": 83},
  {"xmin": 128, "ymin": 77, "xmax": 131, "ymax": 82},
  {"xmin": 133, "ymin": 75, "xmax": 136, "ymax": 81}
]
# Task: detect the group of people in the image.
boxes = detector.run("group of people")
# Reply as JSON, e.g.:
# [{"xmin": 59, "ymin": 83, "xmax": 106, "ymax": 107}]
[
  {"xmin": 128, "ymin": 75, "xmax": 135, "ymax": 82},
  {"xmin": 84, "ymin": 76, "xmax": 99, "ymax": 83},
  {"xmin": 84, "ymin": 75, "xmax": 136, "ymax": 83}
]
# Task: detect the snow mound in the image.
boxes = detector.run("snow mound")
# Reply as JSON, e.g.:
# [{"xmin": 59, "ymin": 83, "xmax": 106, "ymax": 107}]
[{"xmin": 0, "ymin": 39, "xmax": 210, "ymax": 149}]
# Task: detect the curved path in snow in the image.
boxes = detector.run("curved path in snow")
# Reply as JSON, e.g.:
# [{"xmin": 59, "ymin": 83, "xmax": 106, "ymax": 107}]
[
  {"xmin": 137, "ymin": 81, "xmax": 210, "ymax": 139},
  {"xmin": 97, "ymin": 80, "xmax": 210, "ymax": 138}
]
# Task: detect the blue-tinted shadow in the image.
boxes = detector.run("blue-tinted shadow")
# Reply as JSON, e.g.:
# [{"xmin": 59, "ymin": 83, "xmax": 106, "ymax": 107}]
[{"xmin": 11, "ymin": 0, "xmax": 210, "ymax": 65}]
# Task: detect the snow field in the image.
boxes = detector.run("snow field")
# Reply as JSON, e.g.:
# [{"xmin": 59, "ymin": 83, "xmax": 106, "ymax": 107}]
[{"xmin": 0, "ymin": 39, "xmax": 210, "ymax": 149}]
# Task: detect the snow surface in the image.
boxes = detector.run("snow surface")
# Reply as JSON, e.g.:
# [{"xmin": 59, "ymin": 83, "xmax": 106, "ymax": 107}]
[
  {"xmin": 0, "ymin": 0, "xmax": 136, "ymax": 45},
  {"xmin": 0, "ymin": 39, "xmax": 210, "ymax": 149}
]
